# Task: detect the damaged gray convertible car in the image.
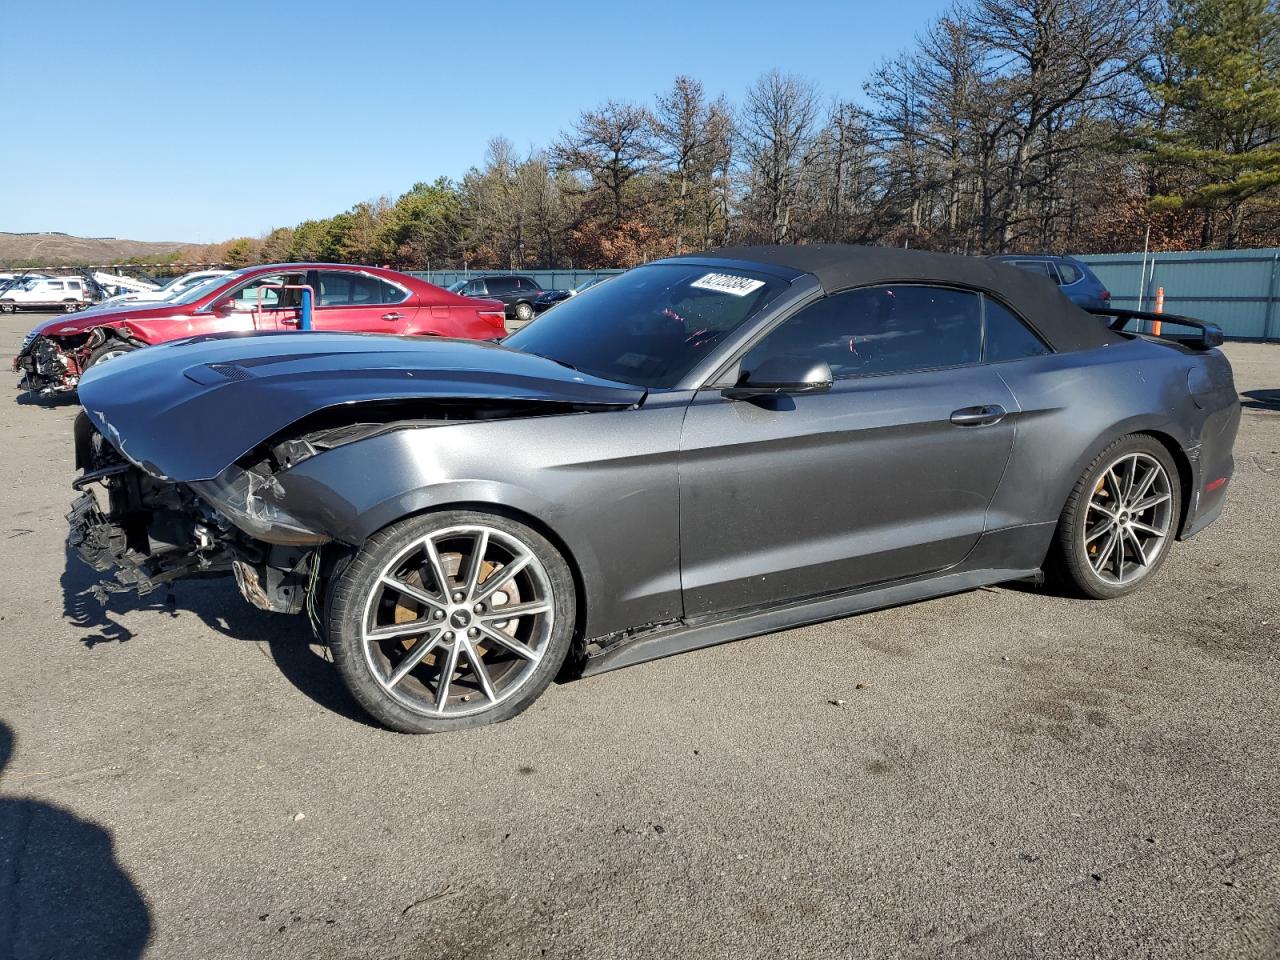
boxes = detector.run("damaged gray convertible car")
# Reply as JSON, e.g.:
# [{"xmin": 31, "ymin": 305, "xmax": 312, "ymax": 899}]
[{"xmin": 67, "ymin": 246, "xmax": 1240, "ymax": 733}]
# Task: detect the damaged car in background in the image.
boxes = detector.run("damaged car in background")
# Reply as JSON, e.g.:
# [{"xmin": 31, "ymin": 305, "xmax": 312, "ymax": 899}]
[
  {"xmin": 67, "ymin": 245, "xmax": 1240, "ymax": 734},
  {"xmin": 15, "ymin": 262, "xmax": 507, "ymax": 397}
]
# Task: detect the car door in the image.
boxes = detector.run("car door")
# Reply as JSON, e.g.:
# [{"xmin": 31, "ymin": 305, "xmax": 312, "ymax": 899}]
[
  {"xmin": 678, "ymin": 284, "xmax": 1018, "ymax": 619},
  {"xmin": 485, "ymin": 276, "xmax": 518, "ymax": 307},
  {"xmin": 309, "ymin": 269, "xmax": 418, "ymax": 333},
  {"xmin": 460, "ymin": 278, "xmax": 488, "ymax": 299},
  {"xmin": 209, "ymin": 272, "xmax": 306, "ymax": 333}
]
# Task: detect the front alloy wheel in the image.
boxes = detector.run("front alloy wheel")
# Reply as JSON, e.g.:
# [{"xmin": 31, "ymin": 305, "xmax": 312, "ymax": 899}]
[
  {"xmin": 88, "ymin": 341, "xmax": 139, "ymax": 368},
  {"xmin": 327, "ymin": 511, "xmax": 575, "ymax": 733}
]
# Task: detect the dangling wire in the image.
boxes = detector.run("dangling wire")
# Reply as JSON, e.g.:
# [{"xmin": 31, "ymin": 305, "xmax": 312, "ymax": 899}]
[{"xmin": 304, "ymin": 547, "xmax": 324, "ymax": 641}]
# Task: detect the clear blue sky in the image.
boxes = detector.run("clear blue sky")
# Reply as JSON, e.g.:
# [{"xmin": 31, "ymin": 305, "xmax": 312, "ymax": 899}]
[{"xmin": 1, "ymin": 0, "xmax": 948, "ymax": 243}]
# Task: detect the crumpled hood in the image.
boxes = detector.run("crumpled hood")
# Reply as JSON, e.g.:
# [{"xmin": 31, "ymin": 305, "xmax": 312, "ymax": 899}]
[
  {"xmin": 31, "ymin": 301, "xmax": 190, "ymax": 336},
  {"xmin": 78, "ymin": 331, "xmax": 646, "ymax": 482}
]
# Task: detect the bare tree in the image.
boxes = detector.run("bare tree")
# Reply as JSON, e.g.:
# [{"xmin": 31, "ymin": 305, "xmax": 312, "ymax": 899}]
[
  {"xmin": 737, "ymin": 71, "xmax": 821, "ymax": 243},
  {"xmin": 653, "ymin": 76, "xmax": 734, "ymax": 254},
  {"xmin": 553, "ymin": 100, "xmax": 656, "ymax": 226},
  {"xmin": 969, "ymin": 0, "xmax": 1152, "ymax": 249}
]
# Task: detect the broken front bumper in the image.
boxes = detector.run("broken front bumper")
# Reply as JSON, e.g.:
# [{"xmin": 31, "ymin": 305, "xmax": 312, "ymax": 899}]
[{"xmin": 16, "ymin": 335, "xmax": 81, "ymax": 395}]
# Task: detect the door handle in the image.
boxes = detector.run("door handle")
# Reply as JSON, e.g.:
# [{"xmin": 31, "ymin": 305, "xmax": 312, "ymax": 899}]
[
  {"xmin": 279, "ymin": 316, "xmax": 299, "ymax": 326},
  {"xmin": 381, "ymin": 312, "xmax": 405, "ymax": 321},
  {"xmin": 950, "ymin": 404, "xmax": 1006, "ymax": 426}
]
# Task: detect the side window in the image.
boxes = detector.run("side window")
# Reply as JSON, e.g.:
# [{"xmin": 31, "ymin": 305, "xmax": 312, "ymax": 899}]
[
  {"xmin": 47, "ymin": 281, "xmax": 64, "ymax": 291},
  {"xmin": 741, "ymin": 285, "xmax": 982, "ymax": 381},
  {"xmin": 1056, "ymin": 262, "xmax": 1082, "ymax": 284},
  {"xmin": 488, "ymin": 277, "xmax": 516, "ymax": 294},
  {"xmin": 228, "ymin": 274, "xmax": 284, "ymax": 309},
  {"xmin": 378, "ymin": 279, "xmax": 408, "ymax": 304},
  {"xmin": 1012, "ymin": 260, "xmax": 1062, "ymax": 284},
  {"xmin": 463, "ymin": 279, "xmax": 486, "ymax": 296},
  {"xmin": 349, "ymin": 274, "xmax": 382, "ymax": 304},
  {"xmin": 317, "ymin": 272, "xmax": 352, "ymax": 306},
  {"xmin": 318, "ymin": 272, "xmax": 386, "ymax": 306},
  {"xmin": 983, "ymin": 298, "xmax": 1051, "ymax": 362}
]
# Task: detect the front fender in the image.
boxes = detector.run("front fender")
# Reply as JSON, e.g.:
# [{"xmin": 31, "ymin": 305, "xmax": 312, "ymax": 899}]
[
  {"xmin": 262, "ymin": 407, "xmax": 686, "ymax": 640},
  {"xmin": 88, "ymin": 320, "xmax": 156, "ymax": 347}
]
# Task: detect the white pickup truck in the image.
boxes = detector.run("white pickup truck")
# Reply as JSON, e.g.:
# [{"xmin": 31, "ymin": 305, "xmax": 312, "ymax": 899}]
[{"xmin": 0, "ymin": 276, "xmax": 90, "ymax": 312}]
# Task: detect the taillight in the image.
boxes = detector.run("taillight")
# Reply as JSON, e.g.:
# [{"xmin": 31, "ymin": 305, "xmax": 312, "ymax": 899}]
[
  {"xmin": 478, "ymin": 310, "xmax": 507, "ymax": 332},
  {"xmin": 1101, "ymin": 289, "xmax": 1111, "ymax": 301}
]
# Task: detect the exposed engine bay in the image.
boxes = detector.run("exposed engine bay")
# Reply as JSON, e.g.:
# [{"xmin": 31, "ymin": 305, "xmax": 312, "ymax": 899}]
[
  {"xmin": 16, "ymin": 329, "xmax": 139, "ymax": 396},
  {"xmin": 68, "ymin": 412, "xmax": 325, "ymax": 614},
  {"xmin": 17, "ymin": 334, "xmax": 88, "ymax": 395}
]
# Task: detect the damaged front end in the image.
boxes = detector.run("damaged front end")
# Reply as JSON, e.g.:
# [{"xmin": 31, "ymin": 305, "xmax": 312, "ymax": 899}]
[
  {"xmin": 16, "ymin": 333, "xmax": 88, "ymax": 396},
  {"xmin": 68, "ymin": 413, "xmax": 327, "ymax": 614}
]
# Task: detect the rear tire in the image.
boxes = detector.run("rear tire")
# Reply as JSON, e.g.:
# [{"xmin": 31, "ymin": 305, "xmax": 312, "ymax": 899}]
[
  {"xmin": 326, "ymin": 510, "xmax": 576, "ymax": 733},
  {"xmin": 1049, "ymin": 434, "xmax": 1181, "ymax": 599},
  {"xmin": 513, "ymin": 301, "xmax": 535, "ymax": 324}
]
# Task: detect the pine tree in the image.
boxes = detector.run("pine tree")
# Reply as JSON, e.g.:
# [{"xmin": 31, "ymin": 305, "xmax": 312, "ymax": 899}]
[{"xmin": 1144, "ymin": 0, "xmax": 1280, "ymax": 246}]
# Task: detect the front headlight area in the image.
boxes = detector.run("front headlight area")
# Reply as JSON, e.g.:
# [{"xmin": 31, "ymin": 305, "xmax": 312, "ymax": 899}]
[{"xmin": 190, "ymin": 464, "xmax": 329, "ymax": 546}]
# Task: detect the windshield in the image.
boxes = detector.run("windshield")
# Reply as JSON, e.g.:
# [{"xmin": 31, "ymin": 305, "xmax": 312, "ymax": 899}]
[
  {"xmin": 446, "ymin": 280, "xmax": 467, "ymax": 293},
  {"xmin": 504, "ymin": 263, "xmax": 786, "ymax": 388},
  {"xmin": 170, "ymin": 270, "xmax": 249, "ymax": 305},
  {"xmin": 153, "ymin": 275, "xmax": 185, "ymax": 292}
]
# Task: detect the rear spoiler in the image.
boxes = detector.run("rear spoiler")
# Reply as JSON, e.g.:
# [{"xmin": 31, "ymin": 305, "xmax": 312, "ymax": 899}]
[{"xmin": 1088, "ymin": 306, "xmax": 1225, "ymax": 350}]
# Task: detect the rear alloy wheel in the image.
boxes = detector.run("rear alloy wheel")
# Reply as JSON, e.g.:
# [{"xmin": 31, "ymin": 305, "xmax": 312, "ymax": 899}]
[
  {"xmin": 327, "ymin": 510, "xmax": 575, "ymax": 733},
  {"xmin": 87, "ymin": 340, "xmax": 139, "ymax": 368},
  {"xmin": 1051, "ymin": 435, "xmax": 1181, "ymax": 599},
  {"xmin": 513, "ymin": 301, "xmax": 535, "ymax": 324}
]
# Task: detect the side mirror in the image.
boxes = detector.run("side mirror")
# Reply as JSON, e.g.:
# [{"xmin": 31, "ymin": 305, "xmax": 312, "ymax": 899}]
[
  {"xmin": 722, "ymin": 355, "xmax": 834, "ymax": 400},
  {"xmin": 211, "ymin": 300, "xmax": 238, "ymax": 317}
]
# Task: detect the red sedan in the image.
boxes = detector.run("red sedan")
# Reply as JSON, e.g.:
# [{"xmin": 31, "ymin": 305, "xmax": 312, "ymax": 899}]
[{"xmin": 15, "ymin": 263, "xmax": 507, "ymax": 396}]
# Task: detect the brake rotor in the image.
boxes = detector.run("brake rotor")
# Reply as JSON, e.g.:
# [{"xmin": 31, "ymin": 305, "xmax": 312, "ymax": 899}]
[
  {"xmin": 392, "ymin": 553, "xmax": 521, "ymax": 664},
  {"xmin": 1089, "ymin": 478, "xmax": 1112, "ymax": 557}
]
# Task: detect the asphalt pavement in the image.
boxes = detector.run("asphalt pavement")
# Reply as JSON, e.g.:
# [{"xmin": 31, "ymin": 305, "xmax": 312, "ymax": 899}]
[{"xmin": 1, "ymin": 312, "xmax": 1277, "ymax": 959}]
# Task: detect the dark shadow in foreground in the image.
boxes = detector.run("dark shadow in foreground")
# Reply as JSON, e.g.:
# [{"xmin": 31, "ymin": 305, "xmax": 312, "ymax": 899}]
[
  {"xmin": 0, "ymin": 720, "xmax": 152, "ymax": 959},
  {"xmin": 1241, "ymin": 388, "xmax": 1279, "ymax": 411},
  {"xmin": 61, "ymin": 546, "xmax": 376, "ymax": 727}
]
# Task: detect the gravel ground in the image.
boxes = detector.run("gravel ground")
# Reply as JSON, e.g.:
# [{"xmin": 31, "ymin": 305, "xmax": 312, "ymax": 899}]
[{"xmin": 0, "ymin": 313, "xmax": 1277, "ymax": 960}]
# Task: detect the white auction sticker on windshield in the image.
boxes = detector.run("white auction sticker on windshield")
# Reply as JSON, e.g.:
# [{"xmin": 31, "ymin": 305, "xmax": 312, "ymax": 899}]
[{"xmin": 690, "ymin": 273, "xmax": 765, "ymax": 297}]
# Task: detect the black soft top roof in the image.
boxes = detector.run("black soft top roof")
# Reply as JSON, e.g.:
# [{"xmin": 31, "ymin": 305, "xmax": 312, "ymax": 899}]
[{"xmin": 663, "ymin": 244, "xmax": 1119, "ymax": 353}]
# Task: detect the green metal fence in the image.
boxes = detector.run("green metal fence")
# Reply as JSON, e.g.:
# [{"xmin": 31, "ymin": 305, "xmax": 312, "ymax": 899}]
[
  {"xmin": 411, "ymin": 250, "xmax": 1280, "ymax": 342},
  {"xmin": 1076, "ymin": 248, "xmax": 1280, "ymax": 341},
  {"xmin": 407, "ymin": 269, "xmax": 623, "ymax": 291}
]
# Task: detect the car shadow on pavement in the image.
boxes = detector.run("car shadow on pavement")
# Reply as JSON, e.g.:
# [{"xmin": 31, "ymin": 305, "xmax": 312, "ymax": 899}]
[
  {"xmin": 60, "ymin": 547, "xmax": 376, "ymax": 727},
  {"xmin": 12, "ymin": 389, "xmax": 76, "ymax": 408},
  {"xmin": 0, "ymin": 720, "xmax": 152, "ymax": 959},
  {"xmin": 1241, "ymin": 388, "xmax": 1279, "ymax": 411}
]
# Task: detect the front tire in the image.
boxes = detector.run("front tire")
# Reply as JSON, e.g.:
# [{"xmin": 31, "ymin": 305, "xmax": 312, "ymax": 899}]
[
  {"xmin": 1050, "ymin": 434, "xmax": 1182, "ymax": 599},
  {"xmin": 87, "ymin": 340, "xmax": 139, "ymax": 368},
  {"xmin": 326, "ymin": 510, "xmax": 576, "ymax": 733}
]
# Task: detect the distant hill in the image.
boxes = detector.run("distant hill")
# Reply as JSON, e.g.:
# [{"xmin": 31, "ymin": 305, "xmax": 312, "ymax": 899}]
[{"xmin": 0, "ymin": 232, "xmax": 200, "ymax": 267}]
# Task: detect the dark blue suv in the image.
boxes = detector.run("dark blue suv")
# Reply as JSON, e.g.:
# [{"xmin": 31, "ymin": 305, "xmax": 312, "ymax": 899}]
[{"xmin": 990, "ymin": 255, "xmax": 1111, "ymax": 311}]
